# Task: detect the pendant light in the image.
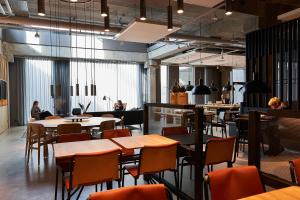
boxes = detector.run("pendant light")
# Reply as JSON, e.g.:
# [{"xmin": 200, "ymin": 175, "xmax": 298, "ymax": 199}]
[
  {"xmin": 192, "ymin": 79, "xmax": 211, "ymax": 95},
  {"xmin": 38, "ymin": 0, "xmax": 46, "ymax": 16},
  {"xmin": 101, "ymin": 0, "xmax": 108, "ymax": 17},
  {"xmin": 225, "ymin": 0, "xmax": 233, "ymax": 16},
  {"xmin": 93, "ymin": 0, "xmax": 97, "ymax": 96},
  {"xmin": 83, "ymin": 4, "xmax": 88, "ymax": 96},
  {"xmin": 75, "ymin": 3, "xmax": 79, "ymax": 96},
  {"xmin": 167, "ymin": 0, "xmax": 173, "ymax": 31},
  {"xmin": 90, "ymin": 0, "xmax": 94, "ymax": 96},
  {"xmin": 140, "ymin": 0, "xmax": 146, "ymax": 20},
  {"xmin": 185, "ymin": 81, "xmax": 194, "ymax": 91},
  {"xmin": 104, "ymin": 6, "xmax": 110, "ymax": 32},
  {"xmin": 56, "ymin": 1, "xmax": 62, "ymax": 97},
  {"xmin": 49, "ymin": 0, "xmax": 54, "ymax": 98},
  {"xmin": 177, "ymin": 0, "xmax": 184, "ymax": 14},
  {"xmin": 69, "ymin": 1, "xmax": 73, "ymax": 96},
  {"xmin": 244, "ymin": 72, "xmax": 268, "ymax": 94}
]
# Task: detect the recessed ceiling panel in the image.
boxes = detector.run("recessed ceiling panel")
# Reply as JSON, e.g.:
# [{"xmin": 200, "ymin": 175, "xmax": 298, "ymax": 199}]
[
  {"xmin": 184, "ymin": 0, "xmax": 223, "ymax": 8},
  {"xmin": 116, "ymin": 20, "xmax": 180, "ymax": 44}
]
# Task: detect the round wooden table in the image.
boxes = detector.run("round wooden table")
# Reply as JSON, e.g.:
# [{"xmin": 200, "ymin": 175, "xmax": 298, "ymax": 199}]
[{"xmin": 30, "ymin": 117, "xmax": 121, "ymax": 130}]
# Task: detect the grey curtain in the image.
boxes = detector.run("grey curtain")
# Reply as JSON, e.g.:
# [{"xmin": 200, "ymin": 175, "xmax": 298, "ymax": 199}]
[
  {"xmin": 54, "ymin": 60, "xmax": 70, "ymax": 116},
  {"xmin": 9, "ymin": 58, "xmax": 25, "ymax": 126}
]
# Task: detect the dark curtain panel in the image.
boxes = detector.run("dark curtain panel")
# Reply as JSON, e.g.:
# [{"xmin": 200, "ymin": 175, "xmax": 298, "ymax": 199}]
[
  {"xmin": 54, "ymin": 60, "xmax": 70, "ymax": 116},
  {"xmin": 9, "ymin": 58, "xmax": 25, "ymax": 126}
]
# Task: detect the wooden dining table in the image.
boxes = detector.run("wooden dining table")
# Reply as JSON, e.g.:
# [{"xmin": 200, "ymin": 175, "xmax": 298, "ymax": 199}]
[
  {"xmin": 239, "ymin": 186, "xmax": 300, "ymax": 200},
  {"xmin": 111, "ymin": 134, "xmax": 179, "ymax": 150}
]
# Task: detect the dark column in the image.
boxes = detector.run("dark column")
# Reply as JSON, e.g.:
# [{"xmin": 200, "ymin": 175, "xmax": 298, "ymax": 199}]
[
  {"xmin": 168, "ymin": 64, "xmax": 179, "ymax": 102},
  {"xmin": 194, "ymin": 67, "xmax": 205, "ymax": 104}
]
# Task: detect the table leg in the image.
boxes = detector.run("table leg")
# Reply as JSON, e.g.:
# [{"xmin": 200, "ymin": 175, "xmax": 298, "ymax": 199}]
[
  {"xmin": 106, "ymin": 181, "xmax": 113, "ymax": 190},
  {"xmin": 55, "ymin": 168, "xmax": 58, "ymax": 200},
  {"xmin": 44, "ymin": 144, "xmax": 49, "ymax": 158}
]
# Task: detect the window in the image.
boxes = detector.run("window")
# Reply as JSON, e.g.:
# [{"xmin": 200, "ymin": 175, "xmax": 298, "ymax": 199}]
[
  {"xmin": 24, "ymin": 58, "xmax": 54, "ymax": 122},
  {"xmin": 160, "ymin": 65, "xmax": 168, "ymax": 103},
  {"xmin": 70, "ymin": 61, "xmax": 141, "ymax": 111},
  {"xmin": 179, "ymin": 66, "xmax": 195, "ymax": 104}
]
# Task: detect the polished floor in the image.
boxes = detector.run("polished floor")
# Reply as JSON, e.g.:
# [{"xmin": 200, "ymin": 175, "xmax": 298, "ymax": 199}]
[{"xmin": 0, "ymin": 126, "xmax": 299, "ymax": 200}]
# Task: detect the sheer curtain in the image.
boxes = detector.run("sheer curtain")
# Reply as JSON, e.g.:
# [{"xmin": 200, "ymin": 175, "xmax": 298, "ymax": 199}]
[
  {"xmin": 24, "ymin": 58, "xmax": 54, "ymax": 122},
  {"xmin": 70, "ymin": 61, "xmax": 141, "ymax": 112}
]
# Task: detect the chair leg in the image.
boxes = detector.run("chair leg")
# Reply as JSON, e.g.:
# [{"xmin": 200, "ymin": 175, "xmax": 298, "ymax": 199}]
[
  {"xmin": 62, "ymin": 172, "xmax": 65, "ymax": 200},
  {"xmin": 55, "ymin": 168, "xmax": 58, "ymax": 200},
  {"xmin": 38, "ymin": 145, "xmax": 40, "ymax": 166},
  {"xmin": 75, "ymin": 186, "xmax": 84, "ymax": 200},
  {"xmin": 173, "ymin": 170, "xmax": 179, "ymax": 200},
  {"xmin": 101, "ymin": 183, "xmax": 103, "ymax": 191},
  {"xmin": 26, "ymin": 143, "xmax": 31, "ymax": 165},
  {"xmin": 189, "ymin": 165, "xmax": 192, "ymax": 179},
  {"xmin": 134, "ymin": 178, "xmax": 137, "ymax": 185},
  {"xmin": 95, "ymin": 184, "xmax": 98, "ymax": 192},
  {"xmin": 204, "ymin": 179, "xmax": 209, "ymax": 200},
  {"xmin": 122, "ymin": 168, "xmax": 125, "ymax": 187},
  {"xmin": 179, "ymin": 160, "xmax": 184, "ymax": 191}
]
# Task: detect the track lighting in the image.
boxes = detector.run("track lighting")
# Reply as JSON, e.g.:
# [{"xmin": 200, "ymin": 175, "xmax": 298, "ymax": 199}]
[
  {"xmin": 104, "ymin": 7, "xmax": 110, "ymax": 32},
  {"xmin": 101, "ymin": 0, "xmax": 108, "ymax": 17},
  {"xmin": 140, "ymin": 0, "xmax": 146, "ymax": 20},
  {"xmin": 167, "ymin": 4, "xmax": 173, "ymax": 31},
  {"xmin": 37, "ymin": 0, "xmax": 45, "ymax": 16},
  {"xmin": 225, "ymin": 0, "xmax": 232, "ymax": 16},
  {"xmin": 177, "ymin": 0, "xmax": 184, "ymax": 14}
]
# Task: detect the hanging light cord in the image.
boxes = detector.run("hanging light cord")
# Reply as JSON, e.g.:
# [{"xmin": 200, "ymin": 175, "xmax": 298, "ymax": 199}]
[
  {"xmin": 90, "ymin": 1, "xmax": 93, "ymax": 86},
  {"xmin": 69, "ymin": 1, "xmax": 72, "ymax": 86},
  {"xmin": 84, "ymin": 3, "xmax": 88, "ymax": 86},
  {"xmin": 75, "ymin": 3, "xmax": 79, "ymax": 84}
]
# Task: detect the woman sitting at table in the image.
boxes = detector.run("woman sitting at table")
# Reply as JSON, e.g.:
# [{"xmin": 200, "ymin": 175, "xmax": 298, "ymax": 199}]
[
  {"xmin": 31, "ymin": 101, "xmax": 52, "ymax": 120},
  {"xmin": 114, "ymin": 100, "xmax": 124, "ymax": 111}
]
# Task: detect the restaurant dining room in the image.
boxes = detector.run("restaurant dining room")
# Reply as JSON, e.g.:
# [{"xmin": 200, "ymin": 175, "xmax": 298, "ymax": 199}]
[{"xmin": 1, "ymin": 0, "xmax": 300, "ymax": 199}]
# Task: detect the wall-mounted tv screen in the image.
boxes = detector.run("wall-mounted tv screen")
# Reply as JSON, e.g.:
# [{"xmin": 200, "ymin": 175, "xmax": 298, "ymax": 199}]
[{"xmin": 0, "ymin": 80, "xmax": 7, "ymax": 100}]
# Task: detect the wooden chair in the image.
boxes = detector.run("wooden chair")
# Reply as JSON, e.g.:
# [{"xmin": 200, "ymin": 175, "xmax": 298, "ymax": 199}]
[
  {"xmin": 210, "ymin": 111, "xmax": 229, "ymax": 138},
  {"xmin": 204, "ymin": 166, "xmax": 265, "ymax": 200},
  {"xmin": 100, "ymin": 120, "xmax": 115, "ymax": 132},
  {"xmin": 63, "ymin": 150, "xmax": 121, "ymax": 200},
  {"xmin": 161, "ymin": 126, "xmax": 189, "ymax": 136},
  {"xmin": 122, "ymin": 143, "xmax": 179, "ymax": 196},
  {"xmin": 45, "ymin": 116, "xmax": 62, "ymax": 120},
  {"xmin": 88, "ymin": 184, "xmax": 173, "ymax": 200},
  {"xmin": 78, "ymin": 114, "xmax": 93, "ymax": 117},
  {"xmin": 101, "ymin": 114, "xmax": 114, "ymax": 118},
  {"xmin": 57, "ymin": 123, "xmax": 82, "ymax": 135},
  {"xmin": 26, "ymin": 123, "xmax": 56, "ymax": 166},
  {"xmin": 289, "ymin": 158, "xmax": 300, "ymax": 185},
  {"xmin": 179, "ymin": 137, "xmax": 237, "ymax": 190}
]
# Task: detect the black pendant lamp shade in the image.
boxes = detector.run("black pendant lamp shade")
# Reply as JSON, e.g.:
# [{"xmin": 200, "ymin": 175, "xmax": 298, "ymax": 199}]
[
  {"xmin": 192, "ymin": 79, "xmax": 211, "ymax": 95},
  {"xmin": 90, "ymin": 84, "xmax": 94, "ymax": 96},
  {"xmin": 167, "ymin": 5, "xmax": 173, "ymax": 31},
  {"xmin": 38, "ymin": 0, "xmax": 46, "ymax": 16},
  {"xmin": 93, "ymin": 84, "xmax": 97, "ymax": 96},
  {"xmin": 101, "ymin": 0, "xmax": 108, "ymax": 17},
  {"xmin": 104, "ymin": 7, "xmax": 110, "ymax": 32},
  {"xmin": 222, "ymin": 81, "xmax": 233, "ymax": 92},
  {"xmin": 210, "ymin": 82, "xmax": 219, "ymax": 92},
  {"xmin": 245, "ymin": 72, "xmax": 268, "ymax": 94},
  {"xmin": 177, "ymin": 0, "xmax": 184, "ymax": 14},
  {"xmin": 50, "ymin": 84, "xmax": 54, "ymax": 98},
  {"xmin": 140, "ymin": 0, "xmax": 146, "ymax": 20},
  {"xmin": 85, "ymin": 85, "xmax": 88, "ymax": 96},
  {"xmin": 185, "ymin": 81, "xmax": 194, "ymax": 91},
  {"xmin": 70, "ymin": 85, "xmax": 74, "ymax": 96},
  {"xmin": 76, "ymin": 83, "xmax": 79, "ymax": 96}
]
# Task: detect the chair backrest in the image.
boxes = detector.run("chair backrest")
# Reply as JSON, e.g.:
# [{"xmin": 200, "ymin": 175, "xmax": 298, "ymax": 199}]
[
  {"xmin": 79, "ymin": 114, "xmax": 93, "ymax": 117},
  {"xmin": 207, "ymin": 166, "xmax": 264, "ymax": 200},
  {"xmin": 101, "ymin": 114, "xmax": 115, "ymax": 118},
  {"xmin": 88, "ymin": 184, "xmax": 172, "ymax": 200},
  {"xmin": 101, "ymin": 129, "xmax": 133, "ymax": 156},
  {"xmin": 28, "ymin": 123, "xmax": 46, "ymax": 139},
  {"xmin": 100, "ymin": 120, "xmax": 115, "ymax": 132},
  {"xmin": 161, "ymin": 126, "xmax": 189, "ymax": 136},
  {"xmin": 71, "ymin": 150, "xmax": 120, "ymax": 188},
  {"xmin": 139, "ymin": 143, "xmax": 177, "ymax": 174},
  {"xmin": 57, "ymin": 123, "xmax": 82, "ymax": 135},
  {"xmin": 45, "ymin": 115, "xmax": 62, "ymax": 120},
  {"xmin": 101, "ymin": 128, "xmax": 132, "ymax": 139},
  {"xmin": 57, "ymin": 133, "xmax": 92, "ymax": 143},
  {"xmin": 204, "ymin": 114, "xmax": 214, "ymax": 123},
  {"xmin": 205, "ymin": 137, "xmax": 236, "ymax": 165},
  {"xmin": 289, "ymin": 158, "xmax": 300, "ymax": 185}
]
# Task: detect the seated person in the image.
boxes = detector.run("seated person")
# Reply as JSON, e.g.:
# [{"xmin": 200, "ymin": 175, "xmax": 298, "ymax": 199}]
[
  {"xmin": 114, "ymin": 100, "xmax": 125, "ymax": 111},
  {"xmin": 31, "ymin": 101, "xmax": 52, "ymax": 120}
]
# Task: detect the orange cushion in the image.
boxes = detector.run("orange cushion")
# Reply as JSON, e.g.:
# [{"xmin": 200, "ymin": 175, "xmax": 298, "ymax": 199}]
[
  {"xmin": 290, "ymin": 158, "xmax": 300, "ymax": 185},
  {"xmin": 208, "ymin": 166, "xmax": 264, "ymax": 200},
  {"xmin": 125, "ymin": 165, "xmax": 139, "ymax": 178},
  {"xmin": 89, "ymin": 184, "xmax": 168, "ymax": 200}
]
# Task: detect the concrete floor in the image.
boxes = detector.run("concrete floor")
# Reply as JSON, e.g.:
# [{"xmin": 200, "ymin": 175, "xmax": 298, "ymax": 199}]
[{"xmin": 0, "ymin": 126, "xmax": 299, "ymax": 200}]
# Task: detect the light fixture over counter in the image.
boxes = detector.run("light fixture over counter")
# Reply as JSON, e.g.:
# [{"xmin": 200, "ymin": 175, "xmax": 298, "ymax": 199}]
[
  {"xmin": 177, "ymin": 0, "xmax": 184, "ymax": 14},
  {"xmin": 225, "ymin": 0, "xmax": 233, "ymax": 16},
  {"xmin": 140, "ymin": 0, "xmax": 147, "ymax": 20},
  {"xmin": 37, "ymin": 0, "xmax": 45, "ymax": 16},
  {"xmin": 167, "ymin": 0, "xmax": 173, "ymax": 31}
]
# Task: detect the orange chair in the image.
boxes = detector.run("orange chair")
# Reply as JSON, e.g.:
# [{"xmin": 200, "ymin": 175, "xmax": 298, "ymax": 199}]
[
  {"xmin": 57, "ymin": 133, "xmax": 92, "ymax": 143},
  {"xmin": 289, "ymin": 158, "xmax": 300, "ymax": 185},
  {"xmin": 45, "ymin": 116, "xmax": 62, "ymax": 120},
  {"xmin": 205, "ymin": 166, "xmax": 265, "ymax": 200},
  {"xmin": 101, "ymin": 114, "xmax": 115, "ymax": 118},
  {"xmin": 179, "ymin": 137, "xmax": 237, "ymax": 190},
  {"xmin": 88, "ymin": 184, "xmax": 173, "ymax": 200},
  {"xmin": 57, "ymin": 123, "xmax": 82, "ymax": 135},
  {"xmin": 161, "ymin": 126, "xmax": 189, "ymax": 136},
  {"xmin": 122, "ymin": 143, "xmax": 178, "ymax": 191},
  {"xmin": 63, "ymin": 150, "xmax": 121, "ymax": 200}
]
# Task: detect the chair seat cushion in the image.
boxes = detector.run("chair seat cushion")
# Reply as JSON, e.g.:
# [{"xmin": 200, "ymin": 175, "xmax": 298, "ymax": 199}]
[{"xmin": 125, "ymin": 165, "xmax": 139, "ymax": 177}]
